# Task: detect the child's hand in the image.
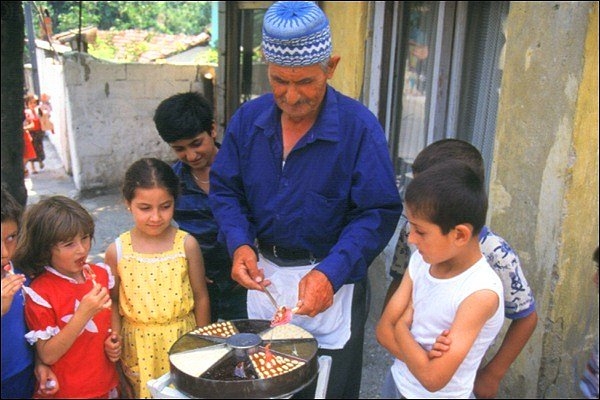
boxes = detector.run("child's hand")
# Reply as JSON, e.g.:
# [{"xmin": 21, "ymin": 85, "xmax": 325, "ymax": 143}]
[
  {"xmin": 1, "ymin": 267, "xmax": 26, "ymax": 316},
  {"xmin": 34, "ymin": 362, "xmax": 59, "ymax": 396},
  {"xmin": 104, "ymin": 330, "xmax": 122, "ymax": 363},
  {"xmin": 78, "ymin": 283, "xmax": 112, "ymax": 318},
  {"xmin": 428, "ymin": 329, "xmax": 451, "ymax": 359},
  {"xmin": 117, "ymin": 361, "xmax": 135, "ymax": 399}
]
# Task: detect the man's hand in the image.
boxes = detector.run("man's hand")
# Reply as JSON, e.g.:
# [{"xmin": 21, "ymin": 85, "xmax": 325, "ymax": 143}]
[
  {"xmin": 295, "ymin": 270, "xmax": 334, "ymax": 317},
  {"xmin": 231, "ymin": 245, "xmax": 267, "ymax": 291}
]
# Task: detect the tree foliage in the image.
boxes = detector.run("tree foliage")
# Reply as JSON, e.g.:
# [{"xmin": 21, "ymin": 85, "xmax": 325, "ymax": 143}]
[{"xmin": 36, "ymin": 1, "xmax": 212, "ymax": 36}]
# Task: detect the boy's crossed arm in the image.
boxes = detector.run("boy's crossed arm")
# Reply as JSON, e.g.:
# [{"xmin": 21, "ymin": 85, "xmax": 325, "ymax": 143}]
[{"xmin": 378, "ymin": 276, "xmax": 500, "ymax": 393}]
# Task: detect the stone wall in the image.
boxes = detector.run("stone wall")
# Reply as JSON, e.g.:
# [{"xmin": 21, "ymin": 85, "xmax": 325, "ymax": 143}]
[{"xmin": 34, "ymin": 51, "xmax": 214, "ymax": 192}]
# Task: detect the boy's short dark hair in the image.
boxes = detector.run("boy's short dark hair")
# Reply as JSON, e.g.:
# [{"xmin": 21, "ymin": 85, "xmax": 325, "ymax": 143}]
[
  {"xmin": 153, "ymin": 91, "xmax": 214, "ymax": 143},
  {"xmin": 412, "ymin": 138, "xmax": 485, "ymax": 182},
  {"xmin": 405, "ymin": 159, "xmax": 487, "ymax": 235},
  {"xmin": 1, "ymin": 184, "xmax": 23, "ymax": 224}
]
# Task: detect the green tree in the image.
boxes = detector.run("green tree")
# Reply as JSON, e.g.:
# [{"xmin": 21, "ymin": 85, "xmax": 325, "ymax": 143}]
[{"xmin": 39, "ymin": 1, "xmax": 211, "ymax": 35}]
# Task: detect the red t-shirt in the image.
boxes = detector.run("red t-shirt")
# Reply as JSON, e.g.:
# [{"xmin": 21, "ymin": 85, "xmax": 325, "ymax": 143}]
[
  {"xmin": 24, "ymin": 108, "xmax": 42, "ymax": 132},
  {"xmin": 24, "ymin": 264, "xmax": 118, "ymax": 398}
]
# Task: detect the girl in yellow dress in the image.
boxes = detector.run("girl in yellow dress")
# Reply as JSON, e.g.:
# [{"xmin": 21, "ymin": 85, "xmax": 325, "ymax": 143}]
[{"xmin": 104, "ymin": 158, "xmax": 211, "ymax": 398}]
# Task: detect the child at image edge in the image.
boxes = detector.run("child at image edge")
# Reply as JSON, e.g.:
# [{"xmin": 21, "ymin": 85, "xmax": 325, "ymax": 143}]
[
  {"xmin": 384, "ymin": 139, "xmax": 538, "ymax": 398},
  {"xmin": 105, "ymin": 157, "xmax": 210, "ymax": 398},
  {"xmin": 1, "ymin": 186, "xmax": 59, "ymax": 398},
  {"xmin": 579, "ymin": 246, "xmax": 599, "ymax": 399},
  {"xmin": 376, "ymin": 160, "xmax": 505, "ymax": 398},
  {"xmin": 14, "ymin": 195, "xmax": 120, "ymax": 398}
]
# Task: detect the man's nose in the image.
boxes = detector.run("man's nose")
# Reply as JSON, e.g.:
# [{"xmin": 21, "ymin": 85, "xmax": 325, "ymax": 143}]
[{"xmin": 285, "ymin": 85, "xmax": 301, "ymax": 105}]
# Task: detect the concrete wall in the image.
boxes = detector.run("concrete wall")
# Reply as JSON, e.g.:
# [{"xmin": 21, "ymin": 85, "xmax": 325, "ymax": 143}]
[
  {"xmin": 490, "ymin": 2, "xmax": 599, "ymax": 398},
  {"xmin": 37, "ymin": 52, "xmax": 214, "ymax": 192},
  {"xmin": 35, "ymin": 46, "xmax": 71, "ymax": 174}
]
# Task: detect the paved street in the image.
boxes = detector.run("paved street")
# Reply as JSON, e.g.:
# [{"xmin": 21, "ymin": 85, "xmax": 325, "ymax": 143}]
[{"xmin": 25, "ymin": 136, "xmax": 392, "ymax": 398}]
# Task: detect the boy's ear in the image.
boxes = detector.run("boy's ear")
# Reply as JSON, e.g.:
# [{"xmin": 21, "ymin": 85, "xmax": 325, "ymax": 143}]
[{"xmin": 453, "ymin": 223, "xmax": 474, "ymax": 246}]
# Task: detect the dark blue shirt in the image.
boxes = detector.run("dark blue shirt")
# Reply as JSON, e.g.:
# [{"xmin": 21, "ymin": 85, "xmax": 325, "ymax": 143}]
[
  {"xmin": 172, "ymin": 161, "xmax": 232, "ymax": 288},
  {"xmin": 209, "ymin": 86, "xmax": 403, "ymax": 291},
  {"xmin": 1, "ymin": 265, "xmax": 34, "ymax": 383}
]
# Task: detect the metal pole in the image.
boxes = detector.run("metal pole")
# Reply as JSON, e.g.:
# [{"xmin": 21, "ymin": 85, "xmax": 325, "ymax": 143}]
[{"xmin": 24, "ymin": 1, "xmax": 40, "ymax": 96}]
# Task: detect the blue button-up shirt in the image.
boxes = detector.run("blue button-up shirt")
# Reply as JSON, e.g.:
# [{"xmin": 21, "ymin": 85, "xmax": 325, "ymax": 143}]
[{"xmin": 209, "ymin": 86, "xmax": 402, "ymax": 291}]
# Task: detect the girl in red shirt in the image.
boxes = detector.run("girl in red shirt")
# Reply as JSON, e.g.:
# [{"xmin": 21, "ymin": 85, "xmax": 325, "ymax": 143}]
[{"xmin": 14, "ymin": 196, "xmax": 121, "ymax": 398}]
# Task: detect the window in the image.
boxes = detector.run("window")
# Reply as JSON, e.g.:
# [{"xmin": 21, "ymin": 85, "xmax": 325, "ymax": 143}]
[
  {"xmin": 369, "ymin": 1, "xmax": 508, "ymax": 194},
  {"xmin": 217, "ymin": 1, "xmax": 272, "ymax": 137}
]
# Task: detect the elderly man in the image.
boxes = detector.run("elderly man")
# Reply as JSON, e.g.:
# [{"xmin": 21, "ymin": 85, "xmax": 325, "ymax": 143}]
[{"xmin": 209, "ymin": 2, "xmax": 402, "ymax": 397}]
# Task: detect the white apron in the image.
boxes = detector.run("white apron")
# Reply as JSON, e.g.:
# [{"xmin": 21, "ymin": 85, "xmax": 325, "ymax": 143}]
[{"xmin": 247, "ymin": 256, "xmax": 354, "ymax": 349}]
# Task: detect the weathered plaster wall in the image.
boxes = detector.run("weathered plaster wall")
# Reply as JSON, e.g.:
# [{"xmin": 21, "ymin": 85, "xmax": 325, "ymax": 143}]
[
  {"xmin": 490, "ymin": 2, "xmax": 598, "ymax": 398},
  {"xmin": 61, "ymin": 53, "xmax": 211, "ymax": 192},
  {"xmin": 324, "ymin": 1, "xmax": 368, "ymax": 99},
  {"xmin": 543, "ymin": 2, "xmax": 599, "ymax": 398},
  {"xmin": 32, "ymin": 47, "xmax": 72, "ymax": 174}
]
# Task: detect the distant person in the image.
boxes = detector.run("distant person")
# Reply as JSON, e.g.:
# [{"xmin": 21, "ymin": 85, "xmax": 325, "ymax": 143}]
[
  {"xmin": 377, "ymin": 160, "xmax": 504, "ymax": 398},
  {"xmin": 383, "ymin": 139, "xmax": 538, "ymax": 398},
  {"xmin": 23, "ymin": 94, "xmax": 46, "ymax": 172},
  {"xmin": 1, "ymin": 185, "xmax": 59, "ymax": 398},
  {"xmin": 39, "ymin": 93, "xmax": 55, "ymax": 136},
  {"xmin": 104, "ymin": 158, "xmax": 211, "ymax": 398},
  {"xmin": 39, "ymin": 8, "xmax": 53, "ymax": 41},
  {"xmin": 22, "ymin": 123, "xmax": 38, "ymax": 176},
  {"xmin": 14, "ymin": 195, "xmax": 120, "ymax": 398},
  {"xmin": 209, "ymin": 2, "xmax": 402, "ymax": 397},
  {"xmin": 153, "ymin": 91, "xmax": 247, "ymax": 322},
  {"xmin": 580, "ymin": 246, "xmax": 599, "ymax": 399}
]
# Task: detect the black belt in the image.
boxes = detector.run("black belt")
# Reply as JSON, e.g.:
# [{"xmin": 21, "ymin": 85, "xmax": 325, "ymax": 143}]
[{"xmin": 258, "ymin": 244, "xmax": 323, "ymax": 267}]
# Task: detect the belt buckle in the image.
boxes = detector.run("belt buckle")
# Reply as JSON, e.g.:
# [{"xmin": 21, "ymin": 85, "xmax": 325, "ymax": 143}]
[
  {"xmin": 272, "ymin": 245, "xmax": 278, "ymax": 258},
  {"xmin": 309, "ymin": 252, "xmax": 317, "ymax": 265}
]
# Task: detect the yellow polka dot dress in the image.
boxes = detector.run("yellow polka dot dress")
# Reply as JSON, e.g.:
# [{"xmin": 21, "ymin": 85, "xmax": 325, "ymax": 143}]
[{"xmin": 117, "ymin": 230, "xmax": 195, "ymax": 398}]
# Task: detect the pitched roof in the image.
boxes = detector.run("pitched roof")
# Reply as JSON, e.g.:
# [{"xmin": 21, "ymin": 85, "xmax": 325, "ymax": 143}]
[{"xmin": 52, "ymin": 27, "xmax": 210, "ymax": 63}]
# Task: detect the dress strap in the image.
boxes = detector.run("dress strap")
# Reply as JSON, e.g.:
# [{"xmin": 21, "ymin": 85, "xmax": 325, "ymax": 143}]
[
  {"xmin": 174, "ymin": 230, "xmax": 188, "ymax": 255},
  {"xmin": 115, "ymin": 237, "xmax": 123, "ymax": 262},
  {"xmin": 118, "ymin": 231, "xmax": 133, "ymax": 256}
]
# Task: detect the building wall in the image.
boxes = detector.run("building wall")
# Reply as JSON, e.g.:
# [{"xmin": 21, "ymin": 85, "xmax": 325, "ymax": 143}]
[
  {"xmin": 34, "ymin": 45, "xmax": 71, "ymax": 174},
  {"xmin": 45, "ymin": 53, "xmax": 212, "ymax": 192},
  {"xmin": 490, "ymin": 2, "xmax": 598, "ymax": 398},
  {"xmin": 324, "ymin": 2, "xmax": 368, "ymax": 99}
]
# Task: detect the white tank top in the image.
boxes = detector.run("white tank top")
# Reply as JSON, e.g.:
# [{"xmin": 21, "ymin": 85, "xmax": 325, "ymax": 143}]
[{"xmin": 391, "ymin": 251, "xmax": 504, "ymax": 398}]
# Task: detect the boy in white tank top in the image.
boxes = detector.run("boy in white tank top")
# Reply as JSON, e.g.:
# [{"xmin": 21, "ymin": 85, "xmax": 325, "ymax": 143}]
[{"xmin": 376, "ymin": 160, "xmax": 504, "ymax": 398}]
